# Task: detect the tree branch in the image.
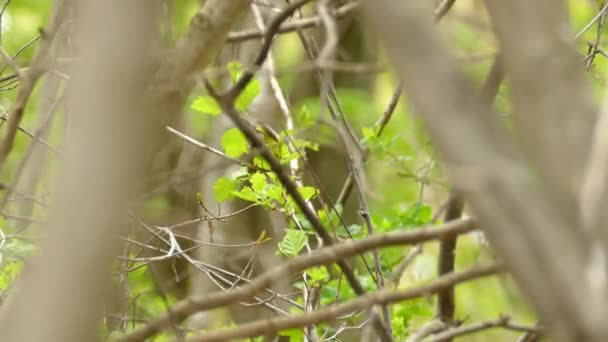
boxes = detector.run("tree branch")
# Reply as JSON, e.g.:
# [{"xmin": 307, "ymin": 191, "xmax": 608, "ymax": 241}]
[
  {"xmin": 366, "ymin": 0, "xmax": 603, "ymax": 339},
  {"xmin": 117, "ymin": 218, "xmax": 475, "ymax": 341},
  {"xmin": 0, "ymin": 1, "xmax": 163, "ymax": 341},
  {"xmin": 426, "ymin": 316, "xmax": 543, "ymax": 342},
  {"xmin": 182, "ymin": 263, "xmax": 502, "ymax": 342}
]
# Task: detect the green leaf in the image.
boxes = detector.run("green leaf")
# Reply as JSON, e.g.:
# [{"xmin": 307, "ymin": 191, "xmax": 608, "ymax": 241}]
[
  {"xmin": 267, "ymin": 183, "xmax": 284, "ymax": 203},
  {"xmin": 191, "ymin": 96, "xmax": 221, "ymax": 116},
  {"xmin": 298, "ymin": 186, "xmax": 317, "ymax": 201},
  {"xmin": 362, "ymin": 126, "xmax": 376, "ymax": 140},
  {"xmin": 213, "ymin": 177, "xmax": 238, "ymax": 202},
  {"xmin": 227, "ymin": 60, "xmax": 260, "ymax": 110},
  {"xmin": 296, "ymin": 104, "xmax": 315, "ymax": 128},
  {"xmin": 253, "ymin": 155, "xmax": 271, "ymax": 170},
  {"xmin": 278, "ymin": 328, "xmax": 304, "ymax": 340},
  {"xmin": 307, "ymin": 266, "xmax": 329, "ymax": 286},
  {"xmin": 278, "ymin": 229, "xmax": 308, "ymax": 257},
  {"xmin": 233, "ymin": 186, "xmax": 258, "ymax": 203},
  {"xmin": 236, "ymin": 79, "xmax": 260, "ymax": 111},
  {"xmin": 227, "ymin": 60, "xmax": 242, "ymax": 83},
  {"xmin": 249, "ymin": 172, "xmax": 267, "ymax": 193},
  {"xmin": 221, "ymin": 128, "xmax": 249, "ymax": 158}
]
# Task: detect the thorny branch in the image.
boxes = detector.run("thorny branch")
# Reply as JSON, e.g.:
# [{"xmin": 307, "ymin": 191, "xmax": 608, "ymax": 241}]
[
  {"xmin": 118, "ymin": 218, "xmax": 476, "ymax": 341},
  {"xmin": 182, "ymin": 263, "xmax": 501, "ymax": 342}
]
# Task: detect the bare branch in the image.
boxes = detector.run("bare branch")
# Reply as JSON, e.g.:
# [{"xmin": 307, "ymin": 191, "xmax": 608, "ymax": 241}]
[
  {"xmin": 226, "ymin": 0, "xmax": 361, "ymax": 43},
  {"xmin": 166, "ymin": 126, "xmax": 252, "ymax": 168},
  {"xmin": 183, "ymin": 263, "xmax": 501, "ymax": 342},
  {"xmin": 426, "ymin": 316, "xmax": 543, "ymax": 342},
  {"xmin": 117, "ymin": 218, "xmax": 475, "ymax": 341},
  {"xmin": 366, "ymin": 0, "xmax": 604, "ymax": 339},
  {"xmin": 484, "ymin": 0, "xmax": 597, "ymax": 231}
]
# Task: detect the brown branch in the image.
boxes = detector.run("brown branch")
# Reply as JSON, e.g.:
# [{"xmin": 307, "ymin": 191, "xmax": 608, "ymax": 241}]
[
  {"xmin": 226, "ymin": 0, "xmax": 360, "ymax": 43},
  {"xmin": 206, "ymin": 1, "xmax": 397, "ymax": 338},
  {"xmin": 484, "ymin": 0, "xmax": 596, "ymax": 243},
  {"xmin": 0, "ymin": 1, "xmax": 163, "ymax": 340},
  {"xmin": 435, "ymin": 191, "xmax": 465, "ymax": 326},
  {"xmin": 182, "ymin": 263, "xmax": 502, "ymax": 342},
  {"xmin": 367, "ymin": 0, "xmax": 601, "ymax": 338},
  {"xmin": 426, "ymin": 316, "xmax": 543, "ymax": 342},
  {"xmin": 433, "ymin": 0, "xmax": 457, "ymax": 22},
  {"xmin": 117, "ymin": 218, "xmax": 475, "ymax": 341},
  {"xmin": 154, "ymin": 0, "xmax": 251, "ymax": 90},
  {"xmin": 405, "ymin": 319, "xmax": 448, "ymax": 342}
]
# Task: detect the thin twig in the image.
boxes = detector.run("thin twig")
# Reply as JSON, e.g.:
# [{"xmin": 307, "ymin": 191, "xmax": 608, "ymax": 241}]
[
  {"xmin": 226, "ymin": 0, "xmax": 360, "ymax": 43},
  {"xmin": 117, "ymin": 218, "xmax": 476, "ymax": 341},
  {"xmin": 167, "ymin": 126, "xmax": 252, "ymax": 168},
  {"xmin": 426, "ymin": 316, "xmax": 543, "ymax": 342},
  {"xmin": 433, "ymin": 0, "xmax": 457, "ymax": 22},
  {"xmin": 182, "ymin": 263, "xmax": 501, "ymax": 342}
]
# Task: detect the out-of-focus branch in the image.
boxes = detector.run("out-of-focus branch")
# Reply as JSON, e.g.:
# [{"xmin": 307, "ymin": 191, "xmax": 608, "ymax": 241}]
[
  {"xmin": 0, "ymin": 1, "xmax": 162, "ymax": 341},
  {"xmin": 435, "ymin": 55, "xmax": 503, "ymax": 335},
  {"xmin": 405, "ymin": 319, "xmax": 448, "ymax": 342},
  {"xmin": 182, "ymin": 263, "xmax": 502, "ymax": 342},
  {"xmin": 484, "ymin": 0, "xmax": 597, "ymax": 237},
  {"xmin": 433, "ymin": 0, "xmax": 456, "ymax": 22},
  {"xmin": 155, "ymin": 0, "xmax": 251, "ymax": 91},
  {"xmin": 426, "ymin": 316, "xmax": 543, "ymax": 342},
  {"xmin": 117, "ymin": 218, "xmax": 475, "ymax": 341},
  {"xmin": 366, "ymin": 1, "xmax": 605, "ymax": 340},
  {"xmin": 146, "ymin": 0, "xmax": 253, "ymax": 154}
]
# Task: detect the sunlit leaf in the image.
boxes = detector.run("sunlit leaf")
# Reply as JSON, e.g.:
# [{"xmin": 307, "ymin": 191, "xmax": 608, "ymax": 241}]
[
  {"xmin": 298, "ymin": 186, "xmax": 317, "ymax": 201},
  {"xmin": 191, "ymin": 96, "xmax": 221, "ymax": 116},
  {"xmin": 249, "ymin": 172, "xmax": 267, "ymax": 193},
  {"xmin": 213, "ymin": 177, "xmax": 237, "ymax": 202},
  {"xmin": 221, "ymin": 128, "xmax": 248, "ymax": 158}
]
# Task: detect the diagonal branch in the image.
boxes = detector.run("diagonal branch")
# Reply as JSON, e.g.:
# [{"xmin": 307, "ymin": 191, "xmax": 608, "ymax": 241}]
[
  {"xmin": 118, "ymin": 218, "xmax": 475, "ymax": 341},
  {"xmin": 366, "ymin": 0, "xmax": 605, "ymax": 340},
  {"xmin": 182, "ymin": 263, "xmax": 501, "ymax": 342}
]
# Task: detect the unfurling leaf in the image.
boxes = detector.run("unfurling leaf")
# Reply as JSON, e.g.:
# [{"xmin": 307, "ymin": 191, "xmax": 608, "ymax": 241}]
[{"xmin": 277, "ymin": 229, "xmax": 308, "ymax": 257}]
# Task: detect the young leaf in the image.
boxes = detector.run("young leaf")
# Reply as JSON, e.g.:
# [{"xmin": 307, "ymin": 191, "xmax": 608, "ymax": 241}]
[
  {"xmin": 278, "ymin": 229, "xmax": 308, "ymax": 257},
  {"xmin": 213, "ymin": 177, "xmax": 238, "ymax": 202},
  {"xmin": 235, "ymin": 79, "xmax": 260, "ymax": 111},
  {"xmin": 221, "ymin": 128, "xmax": 248, "ymax": 158},
  {"xmin": 233, "ymin": 186, "xmax": 258, "ymax": 203},
  {"xmin": 249, "ymin": 172, "xmax": 267, "ymax": 193},
  {"xmin": 191, "ymin": 96, "xmax": 221, "ymax": 116},
  {"xmin": 296, "ymin": 104, "xmax": 315, "ymax": 128},
  {"xmin": 227, "ymin": 60, "xmax": 242, "ymax": 83},
  {"xmin": 307, "ymin": 266, "xmax": 329, "ymax": 287},
  {"xmin": 253, "ymin": 155, "xmax": 271, "ymax": 170},
  {"xmin": 298, "ymin": 186, "xmax": 318, "ymax": 201}
]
